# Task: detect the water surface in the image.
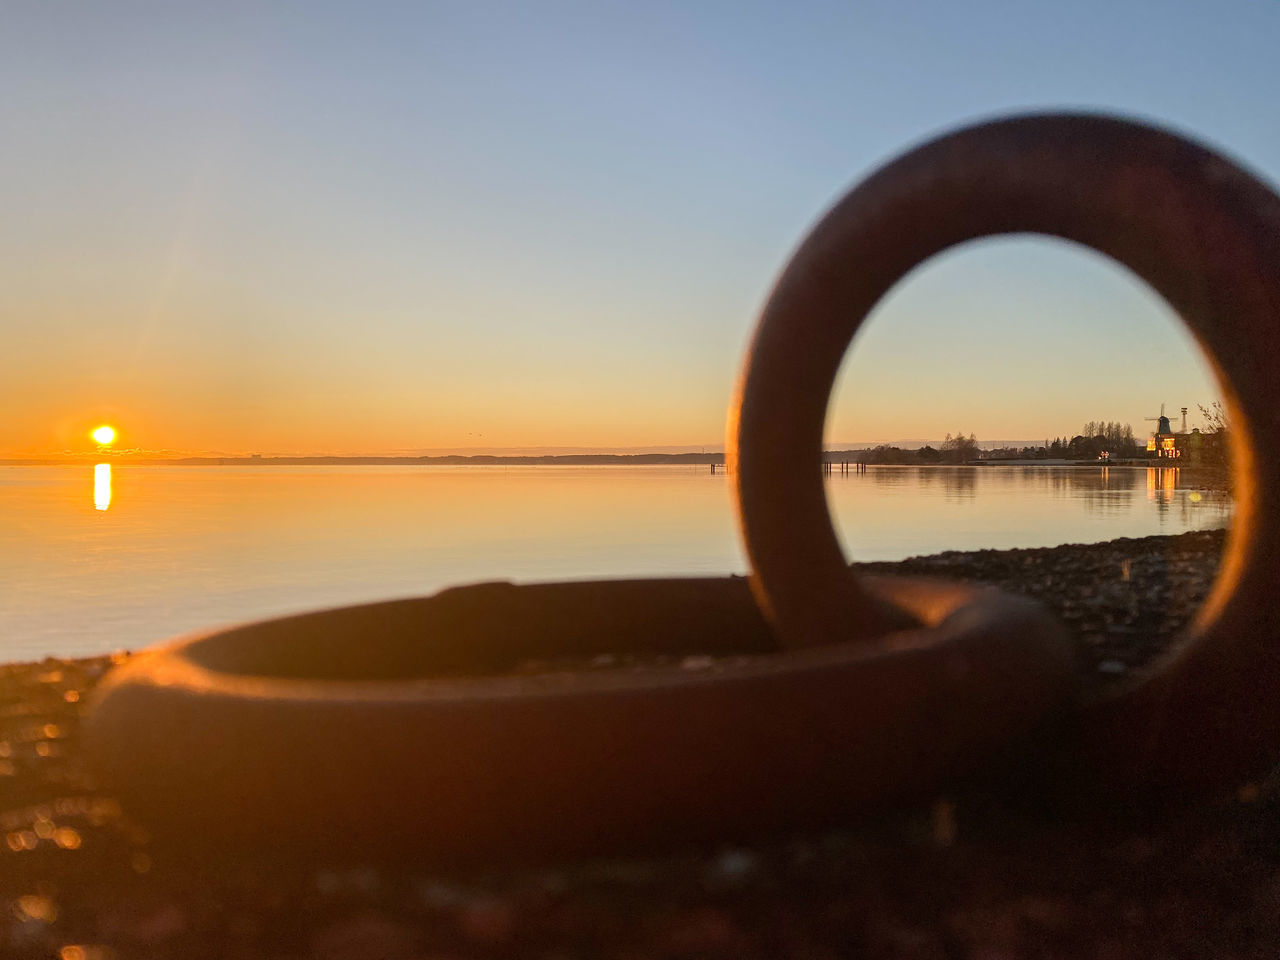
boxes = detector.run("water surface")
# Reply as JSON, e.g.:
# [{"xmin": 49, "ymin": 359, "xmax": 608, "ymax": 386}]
[{"xmin": 0, "ymin": 464, "xmax": 1228, "ymax": 660}]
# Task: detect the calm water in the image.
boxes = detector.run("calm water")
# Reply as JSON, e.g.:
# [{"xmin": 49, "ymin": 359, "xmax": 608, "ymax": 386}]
[{"xmin": 1, "ymin": 464, "xmax": 1230, "ymax": 661}]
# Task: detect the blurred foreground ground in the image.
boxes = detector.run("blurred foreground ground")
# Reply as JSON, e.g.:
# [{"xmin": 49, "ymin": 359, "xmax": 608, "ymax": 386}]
[{"xmin": 6, "ymin": 528, "xmax": 1278, "ymax": 959}]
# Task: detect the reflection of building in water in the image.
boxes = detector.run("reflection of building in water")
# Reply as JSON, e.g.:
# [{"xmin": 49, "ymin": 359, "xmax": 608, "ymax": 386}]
[
  {"xmin": 1146, "ymin": 466, "xmax": 1177, "ymax": 500},
  {"xmin": 1143, "ymin": 465, "xmax": 1234, "ymax": 527},
  {"xmin": 93, "ymin": 463, "xmax": 112, "ymax": 511},
  {"xmin": 1146, "ymin": 465, "xmax": 1179, "ymax": 521}
]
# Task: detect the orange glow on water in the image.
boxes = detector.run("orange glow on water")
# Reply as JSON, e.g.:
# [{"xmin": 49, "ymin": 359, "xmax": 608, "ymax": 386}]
[{"xmin": 0, "ymin": 463, "xmax": 1230, "ymax": 661}]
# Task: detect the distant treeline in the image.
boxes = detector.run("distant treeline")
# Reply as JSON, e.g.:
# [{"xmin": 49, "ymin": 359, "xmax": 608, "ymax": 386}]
[
  {"xmin": 832, "ymin": 432, "xmax": 981, "ymax": 465},
  {"xmin": 989, "ymin": 421, "xmax": 1140, "ymax": 461},
  {"xmin": 835, "ymin": 422, "xmax": 1147, "ymax": 465}
]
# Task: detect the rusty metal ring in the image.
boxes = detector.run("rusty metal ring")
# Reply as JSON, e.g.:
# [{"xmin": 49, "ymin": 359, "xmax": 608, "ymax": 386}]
[
  {"xmin": 87, "ymin": 576, "xmax": 1070, "ymax": 862},
  {"xmin": 730, "ymin": 113, "xmax": 1280, "ymax": 786}
]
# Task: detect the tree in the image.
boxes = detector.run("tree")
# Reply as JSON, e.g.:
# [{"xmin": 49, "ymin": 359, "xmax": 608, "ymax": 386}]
[
  {"xmin": 1074, "ymin": 420, "xmax": 1139, "ymax": 458},
  {"xmin": 1199, "ymin": 401, "xmax": 1228, "ymax": 435},
  {"xmin": 942, "ymin": 432, "xmax": 978, "ymax": 463},
  {"xmin": 1066, "ymin": 434, "xmax": 1095, "ymax": 459}
]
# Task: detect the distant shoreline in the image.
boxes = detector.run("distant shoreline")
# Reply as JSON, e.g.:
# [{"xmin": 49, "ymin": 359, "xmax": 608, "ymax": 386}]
[
  {"xmin": 1, "ymin": 453, "xmax": 729, "ymax": 467},
  {"xmin": 0, "ymin": 453, "xmax": 1206, "ymax": 468}
]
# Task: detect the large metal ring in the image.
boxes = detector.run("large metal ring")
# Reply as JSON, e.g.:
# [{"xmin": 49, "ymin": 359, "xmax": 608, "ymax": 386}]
[
  {"xmin": 730, "ymin": 113, "xmax": 1280, "ymax": 785},
  {"xmin": 87, "ymin": 576, "xmax": 1070, "ymax": 863}
]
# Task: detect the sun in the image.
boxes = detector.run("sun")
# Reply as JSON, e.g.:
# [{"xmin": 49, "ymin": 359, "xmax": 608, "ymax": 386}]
[{"xmin": 91, "ymin": 425, "xmax": 117, "ymax": 446}]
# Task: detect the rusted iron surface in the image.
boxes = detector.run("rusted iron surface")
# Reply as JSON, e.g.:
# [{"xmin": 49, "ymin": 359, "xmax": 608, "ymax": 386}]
[
  {"xmin": 86, "ymin": 576, "xmax": 1070, "ymax": 862},
  {"xmin": 731, "ymin": 113, "xmax": 1280, "ymax": 786}
]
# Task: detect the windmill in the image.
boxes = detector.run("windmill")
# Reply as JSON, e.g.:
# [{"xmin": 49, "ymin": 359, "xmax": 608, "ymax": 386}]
[
  {"xmin": 1144, "ymin": 403, "xmax": 1180, "ymax": 458},
  {"xmin": 1145, "ymin": 402, "xmax": 1172, "ymax": 435}
]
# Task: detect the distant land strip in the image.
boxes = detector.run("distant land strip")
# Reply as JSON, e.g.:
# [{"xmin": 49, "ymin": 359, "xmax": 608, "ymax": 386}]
[
  {"xmin": 1, "ymin": 453, "xmax": 734, "ymax": 466},
  {"xmin": 0, "ymin": 449, "xmax": 1171, "ymax": 467},
  {"xmin": 0, "ymin": 451, "xmax": 1167, "ymax": 467}
]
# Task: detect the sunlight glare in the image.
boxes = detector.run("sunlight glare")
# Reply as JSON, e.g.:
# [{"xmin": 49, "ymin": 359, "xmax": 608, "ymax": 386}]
[{"xmin": 94, "ymin": 464, "xmax": 112, "ymax": 511}]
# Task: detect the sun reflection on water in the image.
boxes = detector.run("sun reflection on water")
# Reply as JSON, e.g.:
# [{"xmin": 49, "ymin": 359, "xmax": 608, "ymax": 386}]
[{"xmin": 93, "ymin": 464, "xmax": 111, "ymax": 511}]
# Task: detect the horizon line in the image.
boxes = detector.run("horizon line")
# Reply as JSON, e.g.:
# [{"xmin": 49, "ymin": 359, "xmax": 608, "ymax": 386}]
[{"xmin": 3, "ymin": 437, "xmax": 1112, "ymax": 464}]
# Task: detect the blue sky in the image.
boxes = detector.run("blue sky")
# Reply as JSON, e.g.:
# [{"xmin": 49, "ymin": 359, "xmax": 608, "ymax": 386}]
[{"xmin": 3, "ymin": 1, "xmax": 1276, "ymax": 454}]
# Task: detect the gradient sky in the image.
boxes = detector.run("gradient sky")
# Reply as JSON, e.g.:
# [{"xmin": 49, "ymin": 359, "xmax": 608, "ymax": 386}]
[{"xmin": 4, "ymin": 1, "xmax": 1277, "ymax": 456}]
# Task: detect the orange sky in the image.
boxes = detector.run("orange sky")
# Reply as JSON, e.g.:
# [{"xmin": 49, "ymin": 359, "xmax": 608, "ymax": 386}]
[{"xmin": 4, "ymin": 235, "xmax": 1224, "ymax": 459}]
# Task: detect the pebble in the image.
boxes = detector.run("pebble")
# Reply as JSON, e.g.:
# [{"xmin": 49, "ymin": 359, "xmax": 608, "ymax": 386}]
[{"xmin": 707, "ymin": 848, "xmax": 759, "ymax": 887}]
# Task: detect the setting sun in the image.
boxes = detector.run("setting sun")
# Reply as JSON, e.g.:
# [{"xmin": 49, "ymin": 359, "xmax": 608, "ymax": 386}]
[{"xmin": 91, "ymin": 425, "xmax": 117, "ymax": 446}]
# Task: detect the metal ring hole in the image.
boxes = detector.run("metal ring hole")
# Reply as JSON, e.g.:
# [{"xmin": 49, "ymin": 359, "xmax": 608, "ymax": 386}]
[{"xmin": 825, "ymin": 235, "xmax": 1232, "ymax": 689}]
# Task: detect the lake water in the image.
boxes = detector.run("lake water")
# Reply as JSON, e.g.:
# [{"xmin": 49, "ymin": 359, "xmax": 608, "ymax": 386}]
[{"xmin": 1, "ymin": 464, "xmax": 1230, "ymax": 661}]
